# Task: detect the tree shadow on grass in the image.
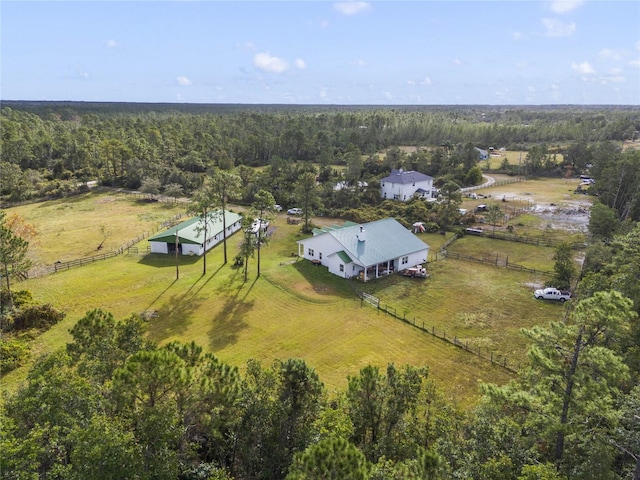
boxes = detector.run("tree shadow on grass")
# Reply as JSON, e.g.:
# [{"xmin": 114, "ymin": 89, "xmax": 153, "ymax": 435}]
[
  {"xmin": 138, "ymin": 253, "xmax": 201, "ymax": 268},
  {"xmin": 144, "ymin": 263, "xmax": 227, "ymax": 342},
  {"xmin": 287, "ymin": 261, "xmax": 355, "ymax": 300},
  {"xmin": 145, "ymin": 289, "xmax": 205, "ymax": 342},
  {"xmin": 207, "ymin": 275, "xmax": 257, "ymax": 351}
]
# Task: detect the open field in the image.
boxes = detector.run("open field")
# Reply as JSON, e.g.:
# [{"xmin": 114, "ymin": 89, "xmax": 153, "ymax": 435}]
[
  {"xmin": 12, "ymin": 189, "xmax": 186, "ymax": 265},
  {"xmin": 4, "ymin": 176, "xmax": 585, "ymax": 403},
  {"xmin": 482, "ymin": 150, "xmax": 565, "ymax": 170}
]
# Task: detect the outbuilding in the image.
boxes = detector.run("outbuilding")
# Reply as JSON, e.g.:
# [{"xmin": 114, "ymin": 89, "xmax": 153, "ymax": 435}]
[{"xmin": 148, "ymin": 210, "xmax": 242, "ymax": 256}]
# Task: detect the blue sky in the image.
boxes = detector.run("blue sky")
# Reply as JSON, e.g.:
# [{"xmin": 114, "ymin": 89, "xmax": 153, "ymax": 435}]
[{"xmin": 2, "ymin": 1, "xmax": 639, "ymax": 105}]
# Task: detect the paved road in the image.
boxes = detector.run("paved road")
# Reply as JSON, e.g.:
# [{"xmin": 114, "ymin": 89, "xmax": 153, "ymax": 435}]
[{"xmin": 461, "ymin": 175, "xmax": 495, "ymax": 192}]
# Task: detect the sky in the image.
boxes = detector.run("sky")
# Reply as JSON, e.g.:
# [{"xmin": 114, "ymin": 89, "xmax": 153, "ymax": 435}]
[{"xmin": 2, "ymin": 1, "xmax": 639, "ymax": 105}]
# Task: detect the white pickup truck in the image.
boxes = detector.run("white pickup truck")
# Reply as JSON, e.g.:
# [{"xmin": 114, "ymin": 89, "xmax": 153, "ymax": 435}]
[{"xmin": 534, "ymin": 287, "xmax": 571, "ymax": 302}]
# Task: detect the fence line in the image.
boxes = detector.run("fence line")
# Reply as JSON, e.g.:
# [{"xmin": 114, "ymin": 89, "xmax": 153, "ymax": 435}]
[
  {"xmin": 360, "ymin": 292, "xmax": 518, "ymax": 373},
  {"xmin": 26, "ymin": 213, "xmax": 184, "ymax": 279},
  {"xmin": 443, "ymin": 251, "xmax": 554, "ymax": 277},
  {"xmin": 463, "ymin": 177, "xmax": 524, "ymax": 193},
  {"xmin": 467, "ymin": 229, "xmax": 587, "ymax": 249}
]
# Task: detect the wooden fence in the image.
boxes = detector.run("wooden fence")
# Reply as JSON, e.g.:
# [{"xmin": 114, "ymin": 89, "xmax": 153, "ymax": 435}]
[
  {"xmin": 26, "ymin": 213, "xmax": 184, "ymax": 278},
  {"xmin": 469, "ymin": 229, "xmax": 587, "ymax": 249},
  {"xmin": 463, "ymin": 177, "xmax": 524, "ymax": 193},
  {"xmin": 360, "ymin": 292, "xmax": 519, "ymax": 373},
  {"xmin": 444, "ymin": 251, "xmax": 554, "ymax": 277}
]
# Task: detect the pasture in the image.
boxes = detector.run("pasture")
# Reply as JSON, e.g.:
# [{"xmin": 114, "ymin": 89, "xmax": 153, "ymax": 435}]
[{"xmin": 4, "ymin": 177, "xmax": 588, "ymax": 403}]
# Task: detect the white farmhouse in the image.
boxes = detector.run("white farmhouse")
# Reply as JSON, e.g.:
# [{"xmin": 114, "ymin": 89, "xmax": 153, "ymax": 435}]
[
  {"xmin": 148, "ymin": 210, "xmax": 242, "ymax": 256},
  {"xmin": 297, "ymin": 218, "xmax": 429, "ymax": 282},
  {"xmin": 380, "ymin": 169, "xmax": 435, "ymax": 201}
]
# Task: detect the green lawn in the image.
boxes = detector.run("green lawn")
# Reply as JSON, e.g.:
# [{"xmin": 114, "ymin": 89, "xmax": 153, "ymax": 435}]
[{"xmin": 3, "ymin": 187, "xmax": 575, "ymax": 405}]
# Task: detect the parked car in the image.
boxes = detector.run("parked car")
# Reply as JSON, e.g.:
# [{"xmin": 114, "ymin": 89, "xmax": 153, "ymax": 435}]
[
  {"xmin": 534, "ymin": 287, "xmax": 571, "ymax": 302},
  {"xmin": 287, "ymin": 207, "xmax": 303, "ymax": 215},
  {"xmin": 274, "ymin": 204, "xmax": 282, "ymax": 212},
  {"xmin": 402, "ymin": 266, "xmax": 429, "ymax": 278}
]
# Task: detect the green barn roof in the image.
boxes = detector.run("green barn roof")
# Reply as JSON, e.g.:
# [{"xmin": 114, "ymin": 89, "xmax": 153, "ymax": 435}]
[{"xmin": 148, "ymin": 210, "xmax": 242, "ymax": 245}]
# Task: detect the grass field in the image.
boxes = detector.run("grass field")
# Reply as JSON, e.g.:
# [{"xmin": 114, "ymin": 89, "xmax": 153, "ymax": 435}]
[{"xmin": 3, "ymin": 178, "xmax": 585, "ymax": 404}]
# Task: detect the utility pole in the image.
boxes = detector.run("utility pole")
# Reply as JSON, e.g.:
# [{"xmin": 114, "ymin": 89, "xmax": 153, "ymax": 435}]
[{"xmin": 175, "ymin": 231, "xmax": 179, "ymax": 280}]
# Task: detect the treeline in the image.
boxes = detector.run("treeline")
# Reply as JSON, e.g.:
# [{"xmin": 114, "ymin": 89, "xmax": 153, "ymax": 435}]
[{"xmin": 1, "ymin": 103, "xmax": 638, "ymax": 198}]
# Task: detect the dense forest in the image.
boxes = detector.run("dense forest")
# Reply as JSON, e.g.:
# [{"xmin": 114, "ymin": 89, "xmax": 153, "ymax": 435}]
[
  {"xmin": 2, "ymin": 102, "xmax": 640, "ymax": 221},
  {"xmin": 1, "ymin": 102, "xmax": 640, "ymax": 479}
]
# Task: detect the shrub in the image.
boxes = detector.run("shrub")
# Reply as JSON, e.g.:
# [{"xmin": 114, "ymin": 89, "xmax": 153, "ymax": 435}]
[
  {"xmin": 11, "ymin": 304, "xmax": 65, "ymax": 332},
  {"xmin": 0, "ymin": 337, "xmax": 30, "ymax": 374}
]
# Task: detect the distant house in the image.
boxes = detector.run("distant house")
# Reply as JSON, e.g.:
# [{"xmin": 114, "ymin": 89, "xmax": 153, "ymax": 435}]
[
  {"xmin": 380, "ymin": 169, "xmax": 435, "ymax": 201},
  {"xmin": 297, "ymin": 218, "xmax": 429, "ymax": 282},
  {"xmin": 148, "ymin": 210, "xmax": 242, "ymax": 256},
  {"xmin": 475, "ymin": 147, "xmax": 489, "ymax": 160}
]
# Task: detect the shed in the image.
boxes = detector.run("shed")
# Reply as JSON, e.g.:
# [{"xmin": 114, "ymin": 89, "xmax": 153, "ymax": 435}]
[{"xmin": 148, "ymin": 210, "xmax": 242, "ymax": 256}]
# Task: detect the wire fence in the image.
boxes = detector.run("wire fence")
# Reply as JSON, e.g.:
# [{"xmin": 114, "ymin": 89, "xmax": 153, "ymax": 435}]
[{"xmin": 359, "ymin": 292, "xmax": 519, "ymax": 373}]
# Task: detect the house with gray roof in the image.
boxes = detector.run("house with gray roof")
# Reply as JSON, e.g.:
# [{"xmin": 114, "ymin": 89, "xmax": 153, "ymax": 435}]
[
  {"xmin": 148, "ymin": 210, "xmax": 242, "ymax": 256},
  {"xmin": 297, "ymin": 218, "xmax": 429, "ymax": 281},
  {"xmin": 380, "ymin": 169, "xmax": 435, "ymax": 201}
]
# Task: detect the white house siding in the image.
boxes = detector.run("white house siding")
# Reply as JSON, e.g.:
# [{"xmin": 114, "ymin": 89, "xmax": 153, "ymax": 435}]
[
  {"xmin": 399, "ymin": 251, "xmax": 429, "ymax": 270},
  {"xmin": 299, "ymin": 235, "xmax": 342, "ymax": 265},
  {"xmin": 327, "ymin": 254, "xmax": 360, "ymax": 278},
  {"xmin": 381, "ymin": 178, "xmax": 433, "ymax": 201},
  {"xmin": 150, "ymin": 242, "xmax": 169, "ymax": 254}
]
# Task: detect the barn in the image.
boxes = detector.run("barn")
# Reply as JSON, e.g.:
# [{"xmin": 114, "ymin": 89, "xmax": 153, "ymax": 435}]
[
  {"xmin": 297, "ymin": 218, "xmax": 429, "ymax": 282},
  {"xmin": 148, "ymin": 210, "xmax": 242, "ymax": 256}
]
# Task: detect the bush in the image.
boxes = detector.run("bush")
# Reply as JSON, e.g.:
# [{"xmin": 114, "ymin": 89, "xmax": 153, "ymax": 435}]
[
  {"xmin": 10, "ymin": 304, "xmax": 65, "ymax": 332},
  {"xmin": 423, "ymin": 222, "xmax": 439, "ymax": 233},
  {"xmin": 0, "ymin": 337, "xmax": 30, "ymax": 374}
]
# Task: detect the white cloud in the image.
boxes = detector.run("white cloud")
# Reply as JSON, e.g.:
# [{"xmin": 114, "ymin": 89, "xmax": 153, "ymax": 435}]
[
  {"xmin": 254, "ymin": 52, "xmax": 289, "ymax": 73},
  {"xmin": 352, "ymin": 59, "xmax": 367, "ymax": 67},
  {"xmin": 637, "ymin": 40, "xmax": 640, "ymax": 51},
  {"xmin": 106, "ymin": 39, "xmax": 119, "ymax": 48},
  {"xmin": 542, "ymin": 18, "xmax": 576, "ymax": 37},
  {"xmin": 176, "ymin": 76, "xmax": 192, "ymax": 86},
  {"xmin": 571, "ymin": 61, "xmax": 596, "ymax": 74},
  {"xmin": 610, "ymin": 67, "xmax": 623, "ymax": 75},
  {"xmin": 548, "ymin": 0, "xmax": 584, "ymax": 14},
  {"xmin": 78, "ymin": 70, "xmax": 90, "ymax": 79},
  {"xmin": 512, "ymin": 31, "xmax": 523, "ymax": 41},
  {"xmin": 334, "ymin": 2, "xmax": 371, "ymax": 16},
  {"xmin": 515, "ymin": 61, "xmax": 528, "ymax": 69},
  {"xmin": 408, "ymin": 77, "xmax": 432, "ymax": 86},
  {"xmin": 295, "ymin": 58, "xmax": 307, "ymax": 69},
  {"xmin": 453, "ymin": 58, "xmax": 462, "ymax": 65},
  {"xmin": 599, "ymin": 48, "xmax": 622, "ymax": 61},
  {"xmin": 629, "ymin": 59, "xmax": 640, "ymax": 68}
]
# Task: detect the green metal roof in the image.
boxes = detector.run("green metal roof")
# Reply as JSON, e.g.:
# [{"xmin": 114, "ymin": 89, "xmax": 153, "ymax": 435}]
[
  {"xmin": 336, "ymin": 250, "xmax": 353, "ymax": 263},
  {"xmin": 326, "ymin": 218, "xmax": 428, "ymax": 267},
  {"xmin": 312, "ymin": 221, "xmax": 358, "ymax": 236},
  {"xmin": 148, "ymin": 210, "xmax": 242, "ymax": 245}
]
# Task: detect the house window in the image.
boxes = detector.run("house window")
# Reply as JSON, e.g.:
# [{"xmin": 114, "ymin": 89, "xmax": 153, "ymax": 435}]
[
  {"xmin": 319, "ymin": 252, "xmax": 322, "ymax": 260},
  {"xmin": 402, "ymin": 256, "xmax": 408, "ymax": 265},
  {"xmin": 339, "ymin": 264, "xmax": 344, "ymax": 272},
  {"xmin": 308, "ymin": 248, "xmax": 314, "ymax": 256}
]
